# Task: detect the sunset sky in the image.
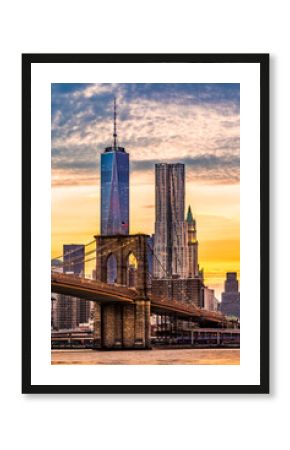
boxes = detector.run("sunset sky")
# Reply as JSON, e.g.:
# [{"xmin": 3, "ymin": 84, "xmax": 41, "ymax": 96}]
[{"xmin": 51, "ymin": 83, "xmax": 240, "ymax": 299}]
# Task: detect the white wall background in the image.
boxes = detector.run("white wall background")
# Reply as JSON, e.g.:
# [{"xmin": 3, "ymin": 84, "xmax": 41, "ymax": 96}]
[{"xmin": 0, "ymin": 1, "xmax": 286, "ymax": 449}]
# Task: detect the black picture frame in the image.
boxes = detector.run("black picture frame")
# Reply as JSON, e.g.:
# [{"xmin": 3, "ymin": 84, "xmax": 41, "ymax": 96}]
[{"xmin": 22, "ymin": 53, "xmax": 269, "ymax": 394}]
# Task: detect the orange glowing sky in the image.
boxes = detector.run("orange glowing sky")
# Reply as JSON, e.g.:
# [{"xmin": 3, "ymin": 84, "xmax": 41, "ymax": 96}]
[{"xmin": 51, "ymin": 83, "xmax": 240, "ymax": 299}]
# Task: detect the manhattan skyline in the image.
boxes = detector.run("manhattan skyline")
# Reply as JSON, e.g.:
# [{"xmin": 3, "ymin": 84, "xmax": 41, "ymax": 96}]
[{"xmin": 51, "ymin": 83, "xmax": 240, "ymax": 298}]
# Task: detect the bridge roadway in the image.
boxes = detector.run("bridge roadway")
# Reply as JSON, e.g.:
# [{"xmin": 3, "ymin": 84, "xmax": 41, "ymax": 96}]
[
  {"xmin": 51, "ymin": 272, "xmax": 228, "ymax": 326},
  {"xmin": 51, "ymin": 272, "xmax": 136, "ymax": 304}
]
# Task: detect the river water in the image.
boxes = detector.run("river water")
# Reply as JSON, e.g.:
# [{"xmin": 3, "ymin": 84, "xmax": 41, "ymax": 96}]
[{"xmin": 51, "ymin": 348, "xmax": 240, "ymax": 365}]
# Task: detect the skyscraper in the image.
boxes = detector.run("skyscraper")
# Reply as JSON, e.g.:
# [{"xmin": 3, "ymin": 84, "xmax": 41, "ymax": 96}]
[
  {"xmin": 153, "ymin": 163, "xmax": 188, "ymax": 278},
  {"xmin": 220, "ymin": 272, "xmax": 240, "ymax": 318},
  {"xmin": 55, "ymin": 244, "xmax": 91, "ymax": 329},
  {"xmin": 152, "ymin": 163, "xmax": 203, "ymax": 306},
  {"xmin": 203, "ymin": 287, "xmax": 219, "ymax": 311},
  {"xmin": 63, "ymin": 244, "xmax": 85, "ymax": 275},
  {"xmin": 186, "ymin": 205, "xmax": 199, "ymax": 278},
  {"xmin": 101, "ymin": 97, "xmax": 129, "ymax": 235}
]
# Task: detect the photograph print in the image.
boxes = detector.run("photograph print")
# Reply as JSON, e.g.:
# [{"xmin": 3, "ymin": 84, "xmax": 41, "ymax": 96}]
[
  {"xmin": 22, "ymin": 54, "xmax": 269, "ymax": 393},
  {"xmin": 51, "ymin": 82, "xmax": 240, "ymax": 365}
]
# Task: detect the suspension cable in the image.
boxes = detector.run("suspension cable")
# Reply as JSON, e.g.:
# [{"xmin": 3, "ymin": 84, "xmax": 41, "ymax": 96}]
[{"xmin": 52, "ymin": 236, "xmax": 137, "ymax": 270}]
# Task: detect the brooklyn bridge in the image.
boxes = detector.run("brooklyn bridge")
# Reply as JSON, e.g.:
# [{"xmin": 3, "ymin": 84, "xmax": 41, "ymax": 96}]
[{"xmin": 51, "ymin": 234, "xmax": 238, "ymax": 350}]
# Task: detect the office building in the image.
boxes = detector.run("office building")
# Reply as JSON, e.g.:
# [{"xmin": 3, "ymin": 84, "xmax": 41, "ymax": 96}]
[
  {"xmin": 55, "ymin": 244, "xmax": 91, "ymax": 329},
  {"xmin": 220, "ymin": 272, "xmax": 240, "ymax": 318},
  {"xmin": 203, "ymin": 287, "xmax": 219, "ymax": 312},
  {"xmin": 152, "ymin": 163, "xmax": 203, "ymax": 306},
  {"xmin": 101, "ymin": 97, "xmax": 129, "ymax": 236},
  {"xmin": 153, "ymin": 163, "xmax": 188, "ymax": 278},
  {"xmin": 63, "ymin": 244, "xmax": 85, "ymax": 275}
]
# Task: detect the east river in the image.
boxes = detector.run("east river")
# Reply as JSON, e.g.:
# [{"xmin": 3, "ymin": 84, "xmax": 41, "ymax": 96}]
[{"xmin": 51, "ymin": 348, "xmax": 240, "ymax": 365}]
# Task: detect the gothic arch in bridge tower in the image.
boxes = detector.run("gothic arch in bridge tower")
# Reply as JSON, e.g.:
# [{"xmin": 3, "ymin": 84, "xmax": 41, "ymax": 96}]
[
  {"xmin": 126, "ymin": 252, "xmax": 138, "ymax": 288},
  {"xmin": 106, "ymin": 253, "xmax": 118, "ymax": 285},
  {"xmin": 95, "ymin": 233, "xmax": 149, "ymax": 297}
]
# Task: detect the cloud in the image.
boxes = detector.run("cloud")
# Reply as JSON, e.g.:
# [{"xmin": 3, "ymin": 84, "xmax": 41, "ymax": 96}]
[
  {"xmin": 51, "ymin": 83, "xmax": 240, "ymax": 186},
  {"xmin": 131, "ymin": 153, "xmax": 240, "ymax": 183}
]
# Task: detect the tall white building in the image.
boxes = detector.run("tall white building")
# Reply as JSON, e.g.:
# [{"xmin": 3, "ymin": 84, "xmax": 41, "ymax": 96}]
[{"xmin": 153, "ymin": 163, "xmax": 188, "ymax": 278}]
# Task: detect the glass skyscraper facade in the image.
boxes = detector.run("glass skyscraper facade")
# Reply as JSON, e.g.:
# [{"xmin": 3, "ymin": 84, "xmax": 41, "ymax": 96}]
[
  {"xmin": 101, "ymin": 149, "xmax": 129, "ymax": 235},
  {"xmin": 101, "ymin": 98, "xmax": 129, "ymax": 235}
]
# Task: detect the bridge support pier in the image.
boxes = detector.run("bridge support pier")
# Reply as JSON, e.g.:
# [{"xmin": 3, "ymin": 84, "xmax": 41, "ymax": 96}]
[
  {"xmin": 92, "ymin": 304, "xmax": 102, "ymax": 349},
  {"xmin": 134, "ymin": 300, "xmax": 146, "ymax": 348},
  {"xmin": 93, "ymin": 301, "xmax": 151, "ymax": 350},
  {"xmin": 145, "ymin": 300, "xmax": 151, "ymax": 348},
  {"xmin": 123, "ymin": 304, "xmax": 135, "ymax": 348}
]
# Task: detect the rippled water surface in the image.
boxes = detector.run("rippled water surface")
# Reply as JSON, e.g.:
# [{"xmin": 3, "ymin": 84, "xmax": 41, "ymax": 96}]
[{"xmin": 51, "ymin": 349, "xmax": 240, "ymax": 365}]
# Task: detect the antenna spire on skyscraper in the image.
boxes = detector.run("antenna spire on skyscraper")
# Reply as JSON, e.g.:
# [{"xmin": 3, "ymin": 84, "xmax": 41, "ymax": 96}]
[{"xmin": 113, "ymin": 96, "xmax": 117, "ymax": 149}]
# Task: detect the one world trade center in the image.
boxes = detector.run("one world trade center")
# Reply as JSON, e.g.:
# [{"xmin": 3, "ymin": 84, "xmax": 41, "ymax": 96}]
[{"xmin": 100, "ymin": 97, "xmax": 129, "ymax": 235}]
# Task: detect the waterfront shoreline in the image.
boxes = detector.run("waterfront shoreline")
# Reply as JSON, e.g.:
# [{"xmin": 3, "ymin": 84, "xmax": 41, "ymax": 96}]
[{"xmin": 51, "ymin": 348, "xmax": 240, "ymax": 365}]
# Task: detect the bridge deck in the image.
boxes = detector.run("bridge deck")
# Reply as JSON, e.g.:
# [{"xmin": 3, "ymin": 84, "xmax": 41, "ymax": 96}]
[
  {"xmin": 51, "ymin": 272, "xmax": 136, "ymax": 304},
  {"xmin": 51, "ymin": 272, "xmax": 231, "ymax": 325},
  {"xmin": 150, "ymin": 296, "xmax": 226, "ymax": 323}
]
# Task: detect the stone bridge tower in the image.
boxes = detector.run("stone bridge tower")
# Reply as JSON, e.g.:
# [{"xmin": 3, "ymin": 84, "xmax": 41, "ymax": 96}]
[{"xmin": 93, "ymin": 234, "xmax": 151, "ymax": 350}]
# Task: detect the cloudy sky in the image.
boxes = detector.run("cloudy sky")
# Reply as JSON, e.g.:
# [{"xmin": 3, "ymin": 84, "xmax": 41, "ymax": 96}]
[{"xmin": 51, "ymin": 83, "xmax": 240, "ymax": 299}]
